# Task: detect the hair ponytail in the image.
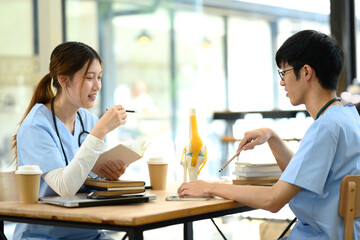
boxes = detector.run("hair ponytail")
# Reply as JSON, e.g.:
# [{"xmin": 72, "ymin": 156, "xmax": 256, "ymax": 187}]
[
  {"xmin": 11, "ymin": 73, "xmax": 55, "ymax": 164},
  {"xmin": 30, "ymin": 73, "xmax": 55, "ymax": 105},
  {"xmin": 11, "ymin": 41, "xmax": 102, "ymax": 166}
]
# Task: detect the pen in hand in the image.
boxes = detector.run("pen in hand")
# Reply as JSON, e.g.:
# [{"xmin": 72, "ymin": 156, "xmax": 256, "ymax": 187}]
[
  {"xmin": 106, "ymin": 109, "xmax": 136, "ymax": 113},
  {"xmin": 219, "ymin": 138, "xmax": 253, "ymax": 172},
  {"xmin": 219, "ymin": 150, "xmax": 242, "ymax": 172}
]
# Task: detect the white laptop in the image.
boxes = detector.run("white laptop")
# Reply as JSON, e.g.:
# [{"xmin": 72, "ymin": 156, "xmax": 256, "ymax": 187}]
[{"xmin": 39, "ymin": 194, "xmax": 156, "ymax": 208}]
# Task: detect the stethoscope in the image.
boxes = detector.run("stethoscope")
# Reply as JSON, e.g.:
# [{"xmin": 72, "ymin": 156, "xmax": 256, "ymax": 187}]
[{"xmin": 51, "ymin": 97, "xmax": 89, "ymax": 165}]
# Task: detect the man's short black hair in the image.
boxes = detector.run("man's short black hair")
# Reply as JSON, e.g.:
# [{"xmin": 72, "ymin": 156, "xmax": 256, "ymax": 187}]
[{"xmin": 275, "ymin": 30, "xmax": 344, "ymax": 90}]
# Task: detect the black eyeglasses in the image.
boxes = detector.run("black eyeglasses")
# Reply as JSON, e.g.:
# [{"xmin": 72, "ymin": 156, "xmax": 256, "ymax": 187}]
[{"xmin": 278, "ymin": 68, "xmax": 294, "ymax": 80}]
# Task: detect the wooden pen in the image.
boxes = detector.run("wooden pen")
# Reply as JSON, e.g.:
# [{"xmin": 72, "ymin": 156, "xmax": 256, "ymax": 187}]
[{"xmin": 219, "ymin": 150, "xmax": 242, "ymax": 172}]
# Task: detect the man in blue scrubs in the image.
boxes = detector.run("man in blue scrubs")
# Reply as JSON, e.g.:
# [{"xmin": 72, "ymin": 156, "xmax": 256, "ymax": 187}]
[{"xmin": 178, "ymin": 30, "xmax": 360, "ymax": 239}]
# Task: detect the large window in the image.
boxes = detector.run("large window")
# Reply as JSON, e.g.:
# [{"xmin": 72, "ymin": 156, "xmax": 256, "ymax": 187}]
[
  {"xmin": 0, "ymin": 0, "xmax": 36, "ymax": 169},
  {"xmin": 228, "ymin": 18, "xmax": 273, "ymax": 112},
  {"xmin": 0, "ymin": 0, "xmax": 332, "ymax": 180},
  {"xmin": 0, "ymin": 0, "xmax": 34, "ymax": 56},
  {"xmin": 66, "ymin": 1, "xmax": 99, "ymax": 49},
  {"xmin": 357, "ymin": 2, "xmax": 360, "ymax": 78},
  {"xmin": 63, "ymin": 0, "xmax": 331, "ymax": 181}
]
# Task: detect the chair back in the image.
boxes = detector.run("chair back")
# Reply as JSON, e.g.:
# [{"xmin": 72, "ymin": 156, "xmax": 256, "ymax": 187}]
[
  {"xmin": 0, "ymin": 171, "xmax": 18, "ymax": 201},
  {"xmin": 339, "ymin": 175, "xmax": 360, "ymax": 240}
]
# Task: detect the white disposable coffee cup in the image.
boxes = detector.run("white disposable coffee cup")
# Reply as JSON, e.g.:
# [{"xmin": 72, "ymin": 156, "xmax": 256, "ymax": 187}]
[
  {"xmin": 15, "ymin": 165, "xmax": 42, "ymax": 204},
  {"xmin": 147, "ymin": 157, "xmax": 168, "ymax": 190}
]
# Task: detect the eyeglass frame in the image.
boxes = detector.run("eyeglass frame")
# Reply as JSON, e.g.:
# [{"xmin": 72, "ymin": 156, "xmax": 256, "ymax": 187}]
[{"xmin": 278, "ymin": 68, "xmax": 294, "ymax": 80}]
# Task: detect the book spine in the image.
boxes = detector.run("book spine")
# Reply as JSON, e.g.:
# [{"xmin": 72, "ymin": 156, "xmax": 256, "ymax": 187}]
[
  {"xmin": 234, "ymin": 166, "xmax": 281, "ymax": 172},
  {"xmin": 233, "ymin": 171, "xmax": 282, "ymax": 177},
  {"xmin": 86, "ymin": 186, "xmax": 109, "ymax": 191}
]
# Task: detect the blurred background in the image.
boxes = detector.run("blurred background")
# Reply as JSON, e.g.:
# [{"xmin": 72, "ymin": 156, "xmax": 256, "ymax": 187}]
[
  {"xmin": 0, "ymin": 0, "xmax": 337, "ymax": 179},
  {"xmin": 3, "ymin": 0, "xmax": 360, "ymax": 239}
]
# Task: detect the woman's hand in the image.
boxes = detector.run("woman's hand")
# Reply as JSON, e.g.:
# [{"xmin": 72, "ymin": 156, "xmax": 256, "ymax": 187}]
[
  {"xmin": 237, "ymin": 128, "xmax": 274, "ymax": 152},
  {"xmin": 90, "ymin": 104, "xmax": 127, "ymax": 140},
  {"xmin": 99, "ymin": 160, "xmax": 127, "ymax": 181},
  {"xmin": 177, "ymin": 180, "xmax": 213, "ymax": 198}
]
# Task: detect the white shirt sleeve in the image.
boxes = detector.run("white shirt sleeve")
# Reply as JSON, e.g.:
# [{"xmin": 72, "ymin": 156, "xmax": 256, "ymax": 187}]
[{"xmin": 43, "ymin": 134, "xmax": 106, "ymax": 196}]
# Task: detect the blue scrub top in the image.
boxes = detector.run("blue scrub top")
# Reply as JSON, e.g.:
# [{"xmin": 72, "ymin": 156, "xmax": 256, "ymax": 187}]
[
  {"xmin": 15, "ymin": 104, "xmax": 104, "ymax": 240},
  {"xmin": 280, "ymin": 105, "xmax": 360, "ymax": 239}
]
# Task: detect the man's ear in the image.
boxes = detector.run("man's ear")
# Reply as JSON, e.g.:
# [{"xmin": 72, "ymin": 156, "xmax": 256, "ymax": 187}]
[
  {"xmin": 303, "ymin": 64, "xmax": 314, "ymax": 81},
  {"xmin": 57, "ymin": 75, "xmax": 70, "ymax": 88}
]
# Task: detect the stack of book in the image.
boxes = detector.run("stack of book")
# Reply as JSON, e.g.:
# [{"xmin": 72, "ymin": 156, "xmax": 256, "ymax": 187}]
[
  {"xmin": 232, "ymin": 162, "xmax": 282, "ymax": 186},
  {"xmin": 84, "ymin": 178, "xmax": 146, "ymax": 198}
]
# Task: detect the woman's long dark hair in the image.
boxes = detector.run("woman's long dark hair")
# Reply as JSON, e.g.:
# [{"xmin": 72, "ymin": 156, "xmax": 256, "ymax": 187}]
[{"xmin": 11, "ymin": 42, "xmax": 102, "ymax": 164}]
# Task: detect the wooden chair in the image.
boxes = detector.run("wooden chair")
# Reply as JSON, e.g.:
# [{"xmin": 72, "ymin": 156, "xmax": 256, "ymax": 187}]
[
  {"xmin": 339, "ymin": 175, "xmax": 360, "ymax": 240},
  {"xmin": 0, "ymin": 171, "xmax": 18, "ymax": 201}
]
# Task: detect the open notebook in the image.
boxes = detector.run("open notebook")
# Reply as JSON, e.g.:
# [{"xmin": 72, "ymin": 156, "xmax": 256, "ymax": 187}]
[
  {"xmin": 39, "ymin": 194, "xmax": 156, "ymax": 208},
  {"xmin": 92, "ymin": 139, "xmax": 150, "ymax": 178}
]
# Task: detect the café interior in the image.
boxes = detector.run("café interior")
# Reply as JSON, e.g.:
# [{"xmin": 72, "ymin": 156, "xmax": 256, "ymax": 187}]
[{"xmin": 1, "ymin": 0, "xmax": 360, "ymax": 239}]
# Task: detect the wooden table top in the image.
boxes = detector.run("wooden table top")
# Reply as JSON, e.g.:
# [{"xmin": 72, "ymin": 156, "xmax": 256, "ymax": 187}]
[{"xmin": 0, "ymin": 183, "xmax": 245, "ymax": 227}]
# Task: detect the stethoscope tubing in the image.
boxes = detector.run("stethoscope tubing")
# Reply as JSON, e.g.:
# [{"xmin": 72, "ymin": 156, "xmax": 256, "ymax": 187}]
[{"xmin": 51, "ymin": 97, "xmax": 88, "ymax": 166}]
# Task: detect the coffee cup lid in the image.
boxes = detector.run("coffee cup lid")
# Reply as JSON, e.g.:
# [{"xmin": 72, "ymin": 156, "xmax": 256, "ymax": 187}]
[
  {"xmin": 147, "ymin": 157, "xmax": 167, "ymax": 164},
  {"xmin": 15, "ymin": 165, "xmax": 42, "ymax": 175}
]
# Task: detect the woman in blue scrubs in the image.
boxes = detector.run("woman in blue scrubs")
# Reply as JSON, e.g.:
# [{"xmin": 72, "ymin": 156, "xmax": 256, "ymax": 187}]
[
  {"xmin": 178, "ymin": 30, "xmax": 360, "ymax": 239},
  {"xmin": 12, "ymin": 42, "xmax": 128, "ymax": 239}
]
